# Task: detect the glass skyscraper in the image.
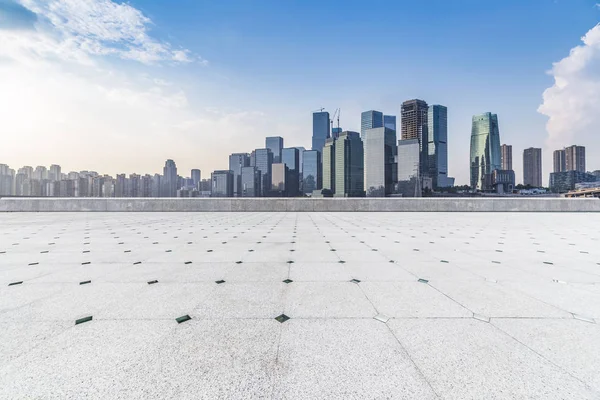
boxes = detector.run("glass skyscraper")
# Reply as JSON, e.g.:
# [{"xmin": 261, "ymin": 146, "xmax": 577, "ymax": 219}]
[
  {"xmin": 334, "ymin": 131, "xmax": 364, "ymax": 197},
  {"xmin": 211, "ymin": 170, "xmax": 233, "ymax": 197},
  {"xmin": 228, "ymin": 153, "xmax": 250, "ymax": 196},
  {"xmin": 363, "ymin": 127, "xmax": 396, "ymax": 197},
  {"xmin": 397, "ymin": 139, "xmax": 420, "ymax": 181},
  {"xmin": 312, "ymin": 111, "xmax": 330, "ymax": 153},
  {"xmin": 384, "ymin": 115, "xmax": 396, "ymax": 131},
  {"xmin": 361, "ymin": 110, "xmax": 384, "ymax": 137},
  {"xmin": 427, "ymin": 105, "xmax": 448, "ymax": 188},
  {"xmin": 241, "ymin": 166, "xmax": 261, "ymax": 197},
  {"xmin": 253, "ymin": 148, "xmax": 273, "ymax": 196},
  {"xmin": 282, "ymin": 147, "xmax": 300, "ymax": 196},
  {"xmin": 302, "ymin": 150, "xmax": 321, "ymax": 195},
  {"xmin": 322, "ymin": 138, "xmax": 336, "ymax": 193},
  {"xmin": 266, "ymin": 137, "xmax": 284, "ymax": 163},
  {"xmin": 470, "ymin": 113, "xmax": 501, "ymax": 190}
]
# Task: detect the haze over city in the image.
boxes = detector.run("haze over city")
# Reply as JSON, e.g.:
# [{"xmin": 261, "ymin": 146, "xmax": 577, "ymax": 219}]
[{"xmin": 0, "ymin": 0, "xmax": 599, "ymax": 185}]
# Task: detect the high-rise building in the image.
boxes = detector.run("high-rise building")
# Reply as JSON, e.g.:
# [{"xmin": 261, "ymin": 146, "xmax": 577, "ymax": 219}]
[
  {"xmin": 427, "ymin": 105, "xmax": 448, "ymax": 188},
  {"xmin": 397, "ymin": 139, "xmax": 420, "ymax": 182},
  {"xmin": 470, "ymin": 113, "xmax": 501, "ymax": 189},
  {"xmin": 241, "ymin": 166, "xmax": 261, "ymax": 197},
  {"xmin": 523, "ymin": 147, "xmax": 542, "ymax": 187},
  {"xmin": 334, "ymin": 131, "xmax": 364, "ymax": 197},
  {"xmin": 115, "ymin": 174, "xmax": 126, "ymax": 197},
  {"xmin": 228, "ymin": 153, "xmax": 250, "ymax": 197},
  {"xmin": 49, "ymin": 164, "xmax": 61, "ymax": 182},
  {"xmin": 401, "ymin": 100, "xmax": 429, "ymax": 177},
  {"xmin": 361, "ymin": 110, "xmax": 384, "ymax": 137},
  {"xmin": 254, "ymin": 148, "xmax": 273, "ymax": 196},
  {"xmin": 282, "ymin": 147, "xmax": 300, "ymax": 196},
  {"xmin": 211, "ymin": 170, "xmax": 234, "ymax": 197},
  {"xmin": 302, "ymin": 150, "xmax": 321, "ymax": 195},
  {"xmin": 271, "ymin": 163, "xmax": 288, "ymax": 196},
  {"xmin": 332, "ymin": 127, "xmax": 342, "ymax": 139},
  {"xmin": 162, "ymin": 159, "xmax": 177, "ymax": 197},
  {"xmin": 553, "ymin": 149, "xmax": 566, "ymax": 173},
  {"xmin": 384, "ymin": 115, "xmax": 396, "ymax": 131},
  {"xmin": 33, "ymin": 166, "xmax": 47, "ymax": 181},
  {"xmin": 501, "ymin": 144, "xmax": 513, "ymax": 171},
  {"xmin": 266, "ymin": 137, "xmax": 284, "ymax": 163},
  {"xmin": 191, "ymin": 169, "xmax": 201, "ymax": 189},
  {"xmin": 550, "ymin": 170, "xmax": 598, "ymax": 193},
  {"xmin": 363, "ymin": 127, "xmax": 397, "ymax": 197},
  {"xmin": 322, "ymin": 138, "xmax": 336, "ymax": 193},
  {"xmin": 312, "ymin": 111, "xmax": 330, "ymax": 153},
  {"xmin": 565, "ymin": 145, "xmax": 585, "ymax": 172}
]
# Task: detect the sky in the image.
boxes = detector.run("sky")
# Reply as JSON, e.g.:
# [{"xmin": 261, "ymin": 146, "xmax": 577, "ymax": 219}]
[{"xmin": 0, "ymin": 0, "xmax": 599, "ymax": 185}]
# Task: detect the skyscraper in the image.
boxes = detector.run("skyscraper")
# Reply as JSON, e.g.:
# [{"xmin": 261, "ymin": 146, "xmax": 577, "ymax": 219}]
[
  {"xmin": 565, "ymin": 145, "xmax": 585, "ymax": 172},
  {"xmin": 523, "ymin": 147, "xmax": 542, "ymax": 187},
  {"xmin": 241, "ymin": 166, "xmax": 261, "ymax": 197},
  {"xmin": 162, "ymin": 159, "xmax": 178, "ymax": 197},
  {"xmin": 397, "ymin": 139, "xmax": 420, "ymax": 181},
  {"xmin": 302, "ymin": 150, "xmax": 321, "ymax": 195},
  {"xmin": 427, "ymin": 105, "xmax": 448, "ymax": 188},
  {"xmin": 49, "ymin": 164, "xmax": 61, "ymax": 182},
  {"xmin": 281, "ymin": 147, "xmax": 300, "ymax": 196},
  {"xmin": 401, "ymin": 100, "xmax": 429, "ymax": 176},
  {"xmin": 553, "ymin": 149, "xmax": 566, "ymax": 173},
  {"xmin": 363, "ymin": 127, "xmax": 397, "ymax": 197},
  {"xmin": 470, "ymin": 113, "xmax": 501, "ymax": 189},
  {"xmin": 266, "ymin": 137, "xmax": 284, "ymax": 163},
  {"xmin": 322, "ymin": 138, "xmax": 336, "ymax": 193},
  {"xmin": 501, "ymin": 144, "xmax": 513, "ymax": 171},
  {"xmin": 271, "ymin": 163, "xmax": 288, "ymax": 196},
  {"xmin": 312, "ymin": 111, "xmax": 330, "ymax": 153},
  {"xmin": 229, "ymin": 153, "xmax": 250, "ymax": 196},
  {"xmin": 384, "ymin": 115, "xmax": 396, "ymax": 131},
  {"xmin": 191, "ymin": 169, "xmax": 201, "ymax": 189},
  {"xmin": 211, "ymin": 170, "xmax": 234, "ymax": 197},
  {"xmin": 334, "ymin": 131, "xmax": 364, "ymax": 197},
  {"xmin": 361, "ymin": 110, "xmax": 384, "ymax": 137},
  {"xmin": 254, "ymin": 148, "xmax": 273, "ymax": 196}
]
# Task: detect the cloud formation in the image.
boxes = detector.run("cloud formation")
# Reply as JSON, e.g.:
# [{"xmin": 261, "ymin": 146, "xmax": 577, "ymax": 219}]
[
  {"xmin": 538, "ymin": 24, "xmax": 600, "ymax": 152},
  {"xmin": 0, "ymin": 0, "xmax": 37, "ymax": 30},
  {"xmin": 1, "ymin": 0, "xmax": 203, "ymax": 65}
]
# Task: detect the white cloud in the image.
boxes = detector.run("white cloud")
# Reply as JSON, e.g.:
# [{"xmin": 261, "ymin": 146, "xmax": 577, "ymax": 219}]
[
  {"xmin": 0, "ymin": 0, "xmax": 206, "ymax": 65},
  {"xmin": 538, "ymin": 24, "xmax": 600, "ymax": 155}
]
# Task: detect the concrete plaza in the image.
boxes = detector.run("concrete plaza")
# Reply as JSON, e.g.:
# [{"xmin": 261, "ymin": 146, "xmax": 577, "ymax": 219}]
[{"xmin": 1, "ymin": 212, "xmax": 599, "ymax": 399}]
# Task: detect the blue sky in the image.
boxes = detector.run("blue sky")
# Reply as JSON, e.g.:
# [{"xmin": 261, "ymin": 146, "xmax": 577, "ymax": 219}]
[{"xmin": 1, "ymin": 0, "xmax": 599, "ymax": 184}]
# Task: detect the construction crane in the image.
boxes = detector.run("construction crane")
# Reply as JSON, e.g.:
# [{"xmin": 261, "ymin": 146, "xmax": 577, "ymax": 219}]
[
  {"xmin": 330, "ymin": 108, "xmax": 340, "ymax": 136},
  {"xmin": 313, "ymin": 107, "xmax": 326, "ymax": 113}
]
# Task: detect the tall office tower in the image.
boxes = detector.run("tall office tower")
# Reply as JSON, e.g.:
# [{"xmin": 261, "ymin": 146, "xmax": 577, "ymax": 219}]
[
  {"xmin": 565, "ymin": 145, "xmax": 585, "ymax": 172},
  {"xmin": 470, "ymin": 113, "xmax": 501, "ymax": 189},
  {"xmin": 102, "ymin": 179, "xmax": 115, "ymax": 197},
  {"xmin": 228, "ymin": 153, "xmax": 250, "ymax": 196},
  {"xmin": 523, "ymin": 147, "xmax": 542, "ymax": 187},
  {"xmin": 49, "ymin": 164, "xmax": 61, "ymax": 182},
  {"xmin": 361, "ymin": 110, "xmax": 384, "ymax": 137},
  {"xmin": 397, "ymin": 139, "xmax": 421, "ymax": 181},
  {"xmin": 334, "ymin": 131, "xmax": 364, "ymax": 197},
  {"xmin": 266, "ymin": 137, "xmax": 284, "ymax": 163},
  {"xmin": 33, "ymin": 166, "xmax": 47, "ymax": 181},
  {"xmin": 427, "ymin": 105, "xmax": 448, "ymax": 188},
  {"xmin": 162, "ymin": 159, "xmax": 178, "ymax": 197},
  {"xmin": 129, "ymin": 174, "xmax": 141, "ymax": 197},
  {"xmin": 271, "ymin": 163, "xmax": 288, "ymax": 196},
  {"xmin": 191, "ymin": 169, "xmax": 201, "ymax": 189},
  {"xmin": 0, "ymin": 164, "xmax": 14, "ymax": 195},
  {"xmin": 363, "ymin": 127, "xmax": 397, "ymax": 197},
  {"xmin": 302, "ymin": 150, "xmax": 322, "ymax": 194},
  {"xmin": 322, "ymin": 138, "xmax": 336, "ymax": 193},
  {"xmin": 141, "ymin": 175, "xmax": 152, "ymax": 197},
  {"xmin": 293, "ymin": 146, "xmax": 306, "ymax": 193},
  {"xmin": 151, "ymin": 174, "xmax": 161, "ymax": 197},
  {"xmin": 282, "ymin": 147, "xmax": 300, "ymax": 196},
  {"xmin": 401, "ymin": 99, "xmax": 429, "ymax": 176},
  {"xmin": 211, "ymin": 170, "xmax": 234, "ymax": 197},
  {"xmin": 553, "ymin": 149, "xmax": 566, "ymax": 173},
  {"xmin": 241, "ymin": 166, "xmax": 261, "ymax": 197},
  {"xmin": 384, "ymin": 115, "xmax": 396, "ymax": 131},
  {"xmin": 254, "ymin": 148, "xmax": 273, "ymax": 196},
  {"xmin": 332, "ymin": 127, "xmax": 342, "ymax": 139},
  {"xmin": 312, "ymin": 111, "xmax": 330, "ymax": 153},
  {"xmin": 18, "ymin": 166, "xmax": 33, "ymax": 179},
  {"xmin": 501, "ymin": 144, "xmax": 513, "ymax": 171}
]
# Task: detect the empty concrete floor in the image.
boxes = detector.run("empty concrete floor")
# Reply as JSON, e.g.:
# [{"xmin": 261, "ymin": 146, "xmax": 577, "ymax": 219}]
[{"xmin": 0, "ymin": 212, "xmax": 599, "ymax": 399}]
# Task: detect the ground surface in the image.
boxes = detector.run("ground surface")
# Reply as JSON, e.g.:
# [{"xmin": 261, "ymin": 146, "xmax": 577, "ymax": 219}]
[{"xmin": 0, "ymin": 212, "xmax": 599, "ymax": 399}]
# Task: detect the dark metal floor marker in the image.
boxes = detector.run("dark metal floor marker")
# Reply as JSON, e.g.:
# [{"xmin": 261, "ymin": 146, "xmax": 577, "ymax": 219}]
[
  {"xmin": 185, "ymin": 261, "xmax": 192, "ymax": 264},
  {"xmin": 176, "ymin": 315, "xmax": 191, "ymax": 324},
  {"xmin": 148, "ymin": 280, "xmax": 158, "ymax": 285},
  {"xmin": 215, "ymin": 280, "xmax": 225, "ymax": 284},
  {"xmin": 275, "ymin": 314, "xmax": 290, "ymax": 323},
  {"xmin": 283, "ymin": 279, "xmax": 293, "ymax": 284},
  {"xmin": 9, "ymin": 281, "xmax": 23, "ymax": 286},
  {"xmin": 80, "ymin": 280, "xmax": 91, "ymax": 285},
  {"xmin": 82, "ymin": 262, "xmax": 91, "ymax": 265},
  {"xmin": 418, "ymin": 278, "xmax": 429, "ymax": 283},
  {"xmin": 75, "ymin": 316, "xmax": 92, "ymax": 325},
  {"xmin": 350, "ymin": 279, "xmax": 361, "ymax": 283}
]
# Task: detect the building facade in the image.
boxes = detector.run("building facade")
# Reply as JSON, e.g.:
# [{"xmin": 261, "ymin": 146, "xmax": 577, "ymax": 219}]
[
  {"xmin": 271, "ymin": 163, "xmax": 288, "ymax": 196},
  {"xmin": 550, "ymin": 170, "xmax": 598, "ymax": 193},
  {"xmin": 363, "ymin": 127, "xmax": 396, "ymax": 197},
  {"xmin": 361, "ymin": 110, "xmax": 384, "ymax": 138},
  {"xmin": 302, "ymin": 150, "xmax": 321, "ymax": 195},
  {"xmin": 501, "ymin": 144, "xmax": 512, "ymax": 171},
  {"xmin": 553, "ymin": 149, "xmax": 566, "ymax": 173},
  {"xmin": 334, "ymin": 131, "xmax": 364, "ymax": 197},
  {"xmin": 384, "ymin": 115, "xmax": 396, "ymax": 131},
  {"xmin": 470, "ymin": 113, "xmax": 501, "ymax": 190},
  {"xmin": 322, "ymin": 138, "xmax": 336, "ymax": 193},
  {"xmin": 162, "ymin": 159, "xmax": 178, "ymax": 197},
  {"xmin": 229, "ymin": 153, "xmax": 250, "ymax": 197},
  {"xmin": 281, "ymin": 147, "xmax": 300, "ymax": 196},
  {"xmin": 312, "ymin": 111, "xmax": 330, "ymax": 153},
  {"xmin": 523, "ymin": 147, "xmax": 542, "ymax": 187},
  {"xmin": 253, "ymin": 148, "xmax": 273, "ymax": 196},
  {"xmin": 241, "ymin": 166, "xmax": 261, "ymax": 197},
  {"xmin": 211, "ymin": 170, "xmax": 234, "ymax": 197},
  {"xmin": 266, "ymin": 137, "xmax": 284, "ymax": 164},
  {"xmin": 565, "ymin": 145, "xmax": 585, "ymax": 172},
  {"xmin": 427, "ymin": 105, "xmax": 448, "ymax": 188}
]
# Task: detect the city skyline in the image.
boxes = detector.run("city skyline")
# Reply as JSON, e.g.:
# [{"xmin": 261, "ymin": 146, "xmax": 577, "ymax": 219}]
[{"xmin": 0, "ymin": 1, "xmax": 599, "ymax": 185}]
